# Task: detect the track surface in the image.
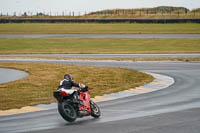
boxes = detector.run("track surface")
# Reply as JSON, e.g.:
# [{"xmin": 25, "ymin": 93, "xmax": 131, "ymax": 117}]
[
  {"xmin": 0, "ymin": 68, "xmax": 28, "ymax": 84},
  {"xmin": 0, "ymin": 59, "xmax": 200, "ymax": 133},
  {"xmin": 0, "ymin": 34, "xmax": 200, "ymax": 38}
]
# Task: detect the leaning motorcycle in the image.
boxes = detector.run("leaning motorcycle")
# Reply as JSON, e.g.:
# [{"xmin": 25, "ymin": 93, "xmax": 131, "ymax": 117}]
[{"xmin": 53, "ymin": 84, "xmax": 101, "ymax": 122}]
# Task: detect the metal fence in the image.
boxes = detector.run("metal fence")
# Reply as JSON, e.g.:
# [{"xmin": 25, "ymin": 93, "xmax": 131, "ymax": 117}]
[
  {"xmin": 0, "ymin": 10, "xmax": 200, "ymax": 17},
  {"xmin": 0, "ymin": 18, "xmax": 200, "ymax": 23}
]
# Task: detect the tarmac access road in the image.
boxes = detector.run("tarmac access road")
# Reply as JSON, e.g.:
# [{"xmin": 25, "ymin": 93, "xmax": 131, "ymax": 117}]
[
  {"xmin": 0, "ymin": 34, "xmax": 200, "ymax": 38},
  {"xmin": 0, "ymin": 59, "xmax": 200, "ymax": 133}
]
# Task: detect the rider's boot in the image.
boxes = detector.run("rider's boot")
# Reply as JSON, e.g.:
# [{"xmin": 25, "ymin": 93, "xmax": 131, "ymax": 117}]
[{"xmin": 73, "ymin": 92, "xmax": 80, "ymax": 104}]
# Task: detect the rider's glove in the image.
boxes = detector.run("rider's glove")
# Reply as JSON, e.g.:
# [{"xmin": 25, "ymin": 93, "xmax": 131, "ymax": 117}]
[{"xmin": 81, "ymin": 86, "xmax": 88, "ymax": 92}]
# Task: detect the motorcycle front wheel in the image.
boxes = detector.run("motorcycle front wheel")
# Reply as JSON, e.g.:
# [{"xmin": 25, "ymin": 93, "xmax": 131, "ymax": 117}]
[
  {"xmin": 58, "ymin": 102, "xmax": 77, "ymax": 122},
  {"xmin": 90, "ymin": 100, "xmax": 101, "ymax": 118}
]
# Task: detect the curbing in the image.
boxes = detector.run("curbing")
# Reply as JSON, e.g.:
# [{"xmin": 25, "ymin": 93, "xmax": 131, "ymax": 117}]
[{"xmin": 91, "ymin": 72, "xmax": 174, "ymax": 102}]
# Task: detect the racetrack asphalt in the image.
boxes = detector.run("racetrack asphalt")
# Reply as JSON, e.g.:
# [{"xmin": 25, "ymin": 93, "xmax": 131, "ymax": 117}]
[
  {"xmin": 0, "ymin": 59, "xmax": 200, "ymax": 133},
  {"xmin": 0, "ymin": 68, "xmax": 28, "ymax": 84}
]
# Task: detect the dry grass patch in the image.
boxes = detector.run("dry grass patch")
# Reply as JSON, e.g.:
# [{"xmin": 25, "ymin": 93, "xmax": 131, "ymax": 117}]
[{"xmin": 0, "ymin": 62, "xmax": 153, "ymax": 110}]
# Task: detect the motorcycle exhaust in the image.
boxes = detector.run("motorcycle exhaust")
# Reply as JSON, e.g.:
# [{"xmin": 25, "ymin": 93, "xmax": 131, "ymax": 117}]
[{"xmin": 78, "ymin": 111, "xmax": 88, "ymax": 116}]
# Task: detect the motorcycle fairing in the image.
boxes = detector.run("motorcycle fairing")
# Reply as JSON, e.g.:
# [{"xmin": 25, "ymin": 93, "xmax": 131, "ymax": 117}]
[{"xmin": 79, "ymin": 91, "xmax": 91, "ymax": 114}]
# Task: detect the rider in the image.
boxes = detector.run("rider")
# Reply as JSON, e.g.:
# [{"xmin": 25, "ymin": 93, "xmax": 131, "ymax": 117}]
[{"xmin": 58, "ymin": 74, "xmax": 88, "ymax": 103}]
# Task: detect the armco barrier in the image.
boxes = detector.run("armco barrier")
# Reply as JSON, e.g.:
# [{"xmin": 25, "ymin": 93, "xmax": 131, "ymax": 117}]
[{"xmin": 0, "ymin": 18, "xmax": 200, "ymax": 23}]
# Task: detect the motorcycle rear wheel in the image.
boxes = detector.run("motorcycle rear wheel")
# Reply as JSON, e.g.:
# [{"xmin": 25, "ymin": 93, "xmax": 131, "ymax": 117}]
[
  {"xmin": 90, "ymin": 100, "xmax": 101, "ymax": 118},
  {"xmin": 58, "ymin": 102, "xmax": 77, "ymax": 122}
]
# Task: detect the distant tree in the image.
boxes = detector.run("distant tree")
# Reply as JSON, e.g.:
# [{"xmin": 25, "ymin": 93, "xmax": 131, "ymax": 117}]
[
  {"xmin": 22, "ymin": 12, "xmax": 28, "ymax": 16},
  {"xmin": 13, "ymin": 12, "xmax": 16, "ymax": 17},
  {"xmin": 36, "ymin": 12, "xmax": 47, "ymax": 16}
]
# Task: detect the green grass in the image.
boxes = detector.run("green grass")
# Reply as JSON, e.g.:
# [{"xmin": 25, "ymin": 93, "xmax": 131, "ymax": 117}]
[
  {"xmin": 0, "ymin": 62, "xmax": 153, "ymax": 110},
  {"xmin": 0, "ymin": 38, "xmax": 200, "ymax": 54},
  {"xmin": 0, "ymin": 23, "xmax": 200, "ymax": 34}
]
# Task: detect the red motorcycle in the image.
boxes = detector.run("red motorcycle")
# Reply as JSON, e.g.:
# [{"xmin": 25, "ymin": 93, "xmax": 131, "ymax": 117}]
[{"xmin": 53, "ymin": 84, "xmax": 101, "ymax": 122}]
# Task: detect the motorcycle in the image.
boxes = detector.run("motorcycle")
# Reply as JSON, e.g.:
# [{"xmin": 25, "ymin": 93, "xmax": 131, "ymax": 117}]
[{"xmin": 53, "ymin": 84, "xmax": 101, "ymax": 122}]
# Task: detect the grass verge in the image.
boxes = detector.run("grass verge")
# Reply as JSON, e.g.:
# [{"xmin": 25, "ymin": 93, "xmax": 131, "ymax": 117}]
[
  {"xmin": 1, "ymin": 56, "xmax": 200, "ymax": 62},
  {"xmin": 0, "ymin": 62, "xmax": 153, "ymax": 110},
  {"xmin": 0, "ymin": 23, "xmax": 200, "ymax": 34},
  {"xmin": 0, "ymin": 38, "xmax": 200, "ymax": 54}
]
